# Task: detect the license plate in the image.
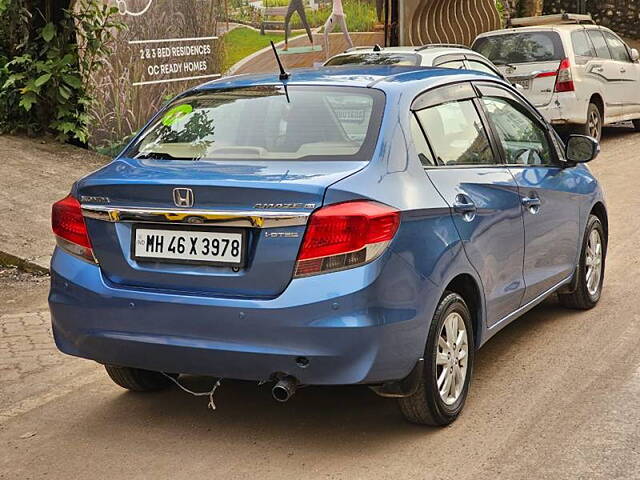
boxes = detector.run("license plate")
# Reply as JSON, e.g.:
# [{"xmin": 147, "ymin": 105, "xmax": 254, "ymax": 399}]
[
  {"xmin": 513, "ymin": 79, "xmax": 530, "ymax": 89},
  {"xmin": 132, "ymin": 226, "xmax": 245, "ymax": 266}
]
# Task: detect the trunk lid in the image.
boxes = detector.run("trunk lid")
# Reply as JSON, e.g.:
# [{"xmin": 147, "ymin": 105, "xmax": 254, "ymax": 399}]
[
  {"xmin": 498, "ymin": 60, "xmax": 562, "ymax": 106},
  {"xmin": 77, "ymin": 158, "xmax": 367, "ymax": 298}
]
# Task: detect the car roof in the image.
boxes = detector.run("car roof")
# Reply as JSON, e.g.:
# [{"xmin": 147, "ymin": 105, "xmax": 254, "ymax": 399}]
[
  {"xmin": 195, "ymin": 65, "xmax": 501, "ymax": 97},
  {"xmin": 329, "ymin": 45, "xmax": 478, "ymax": 60},
  {"xmin": 476, "ymin": 24, "xmax": 607, "ymax": 38}
]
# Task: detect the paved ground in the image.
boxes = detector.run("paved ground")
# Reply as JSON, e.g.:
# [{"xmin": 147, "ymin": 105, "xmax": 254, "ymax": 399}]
[
  {"xmin": 1, "ymin": 127, "xmax": 640, "ymax": 479},
  {"xmin": 0, "ymin": 135, "xmax": 107, "ymax": 272}
]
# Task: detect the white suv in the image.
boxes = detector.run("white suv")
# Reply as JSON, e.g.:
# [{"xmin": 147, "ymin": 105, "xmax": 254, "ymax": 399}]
[
  {"xmin": 472, "ymin": 17, "xmax": 640, "ymax": 140},
  {"xmin": 324, "ymin": 44, "xmax": 507, "ymax": 80}
]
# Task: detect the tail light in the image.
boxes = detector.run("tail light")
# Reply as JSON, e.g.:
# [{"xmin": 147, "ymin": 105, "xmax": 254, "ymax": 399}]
[
  {"xmin": 52, "ymin": 195, "xmax": 96, "ymax": 262},
  {"xmin": 294, "ymin": 201, "xmax": 400, "ymax": 277},
  {"xmin": 554, "ymin": 58, "xmax": 575, "ymax": 92}
]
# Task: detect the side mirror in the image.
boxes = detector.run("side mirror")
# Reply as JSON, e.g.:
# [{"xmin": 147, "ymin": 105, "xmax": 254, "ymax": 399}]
[
  {"xmin": 565, "ymin": 134, "xmax": 600, "ymax": 163},
  {"xmin": 630, "ymin": 48, "xmax": 640, "ymax": 63}
]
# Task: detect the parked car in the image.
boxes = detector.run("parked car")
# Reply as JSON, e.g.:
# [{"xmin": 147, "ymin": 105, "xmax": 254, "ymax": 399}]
[
  {"xmin": 50, "ymin": 65, "xmax": 607, "ymax": 426},
  {"xmin": 472, "ymin": 14, "xmax": 640, "ymax": 140},
  {"xmin": 324, "ymin": 44, "xmax": 507, "ymax": 79}
]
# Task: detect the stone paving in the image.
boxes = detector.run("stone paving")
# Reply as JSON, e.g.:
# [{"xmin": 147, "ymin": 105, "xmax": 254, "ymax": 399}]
[{"xmin": 0, "ymin": 310, "xmax": 64, "ymax": 384}]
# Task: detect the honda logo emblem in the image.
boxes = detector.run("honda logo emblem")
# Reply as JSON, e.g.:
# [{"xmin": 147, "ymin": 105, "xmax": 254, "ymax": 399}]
[{"xmin": 173, "ymin": 188, "xmax": 194, "ymax": 207}]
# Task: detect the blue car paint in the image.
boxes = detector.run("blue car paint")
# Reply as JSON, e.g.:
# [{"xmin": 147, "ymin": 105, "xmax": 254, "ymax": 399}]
[
  {"xmin": 49, "ymin": 66, "xmax": 606, "ymax": 385},
  {"xmin": 76, "ymin": 160, "xmax": 369, "ymax": 297}
]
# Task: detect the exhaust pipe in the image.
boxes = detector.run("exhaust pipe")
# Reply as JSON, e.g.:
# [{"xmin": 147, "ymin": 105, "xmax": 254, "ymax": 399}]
[{"xmin": 271, "ymin": 376, "xmax": 298, "ymax": 402}]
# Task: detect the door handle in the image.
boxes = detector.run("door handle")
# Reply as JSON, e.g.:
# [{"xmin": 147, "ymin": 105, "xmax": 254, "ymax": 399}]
[
  {"xmin": 620, "ymin": 68, "xmax": 627, "ymax": 73},
  {"xmin": 453, "ymin": 194, "xmax": 477, "ymax": 221},
  {"xmin": 521, "ymin": 196, "xmax": 541, "ymax": 214},
  {"xmin": 594, "ymin": 67, "xmax": 604, "ymax": 73}
]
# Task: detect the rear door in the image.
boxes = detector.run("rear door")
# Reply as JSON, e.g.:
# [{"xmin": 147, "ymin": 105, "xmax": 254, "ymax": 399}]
[
  {"xmin": 602, "ymin": 30, "xmax": 640, "ymax": 119},
  {"xmin": 411, "ymin": 83, "xmax": 525, "ymax": 326},
  {"xmin": 475, "ymin": 82, "xmax": 580, "ymax": 303},
  {"xmin": 585, "ymin": 29, "xmax": 622, "ymax": 118},
  {"xmin": 570, "ymin": 29, "xmax": 607, "ymax": 117},
  {"xmin": 472, "ymin": 31, "xmax": 565, "ymax": 107}
]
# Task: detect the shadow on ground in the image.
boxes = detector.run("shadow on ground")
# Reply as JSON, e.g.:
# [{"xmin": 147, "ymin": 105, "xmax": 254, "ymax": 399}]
[{"xmin": 66, "ymin": 295, "xmax": 575, "ymax": 450}]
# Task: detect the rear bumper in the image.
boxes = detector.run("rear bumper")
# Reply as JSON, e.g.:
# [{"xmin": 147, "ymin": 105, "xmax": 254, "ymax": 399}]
[
  {"xmin": 536, "ymin": 93, "xmax": 586, "ymax": 125},
  {"xmin": 49, "ymin": 248, "xmax": 430, "ymax": 385}
]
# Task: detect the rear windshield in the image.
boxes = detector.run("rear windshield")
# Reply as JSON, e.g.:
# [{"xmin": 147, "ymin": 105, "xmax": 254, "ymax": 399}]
[
  {"xmin": 126, "ymin": 86, "xmax": 385, "ymax": 162},
  {"xmin": 472, "ymin": 31, "xmax": 565, "ymax": 64},
  {"xmin": 325, "ymin": 52, "xmax": 420, "ymax": 67}
]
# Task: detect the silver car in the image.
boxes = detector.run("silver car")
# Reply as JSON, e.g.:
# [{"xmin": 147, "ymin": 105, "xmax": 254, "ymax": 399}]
[
  {"xmin": 324, "ymin": 44, "xmax": 507, "ymax": 80},
  {"xmin": 473, "ymin": 14, "xmax": 640, "ymax": 140}
]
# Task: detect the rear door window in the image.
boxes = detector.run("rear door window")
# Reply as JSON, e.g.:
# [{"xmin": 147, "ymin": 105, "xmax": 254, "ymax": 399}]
[
  {"xmin": 586, "ymin": 30, "xmax": 612, "ymax": 59},
  {"xmin": 571, "ymin": 30, "xmax": 595, "ymax": 58},
  {"xmin": 603, "ymin": 31, "xmax": 630, "ymax": 62},
  {"xmin": 472, "ymin": 31, "xmax": 564, "ymax": 65},
  {"xmin": 410, "ymin": 115, "xmax": 436, "ymax": 167},
  {"xmin": 415, "ymin": 100, "xmax": 495, "ymax": 166}
]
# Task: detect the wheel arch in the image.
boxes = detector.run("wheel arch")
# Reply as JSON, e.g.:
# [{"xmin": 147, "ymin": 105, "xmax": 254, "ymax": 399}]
[
  {"xmin": 444, "ymin": 273, "xmax": 484, "ymax": 349},
  {"xmin": 590, "ymin": 201, "xmax": 608, "ymax": 246},
  {"xmin": 589, "ymin": 93, "xmax": 605, "ymax": 120}
]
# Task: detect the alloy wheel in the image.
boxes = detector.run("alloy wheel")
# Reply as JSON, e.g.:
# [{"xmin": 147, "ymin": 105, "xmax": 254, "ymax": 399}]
[
  {"xmin": 436, "ymin": 311, "xmax": 469, "ymax": 405},
  {"xmin": 585, "ymin": 228, "xmax": 603, "ymax": 296},
  {"xmin": 588, "ymin": 109, "xmax": 600, "ymax": 139}
]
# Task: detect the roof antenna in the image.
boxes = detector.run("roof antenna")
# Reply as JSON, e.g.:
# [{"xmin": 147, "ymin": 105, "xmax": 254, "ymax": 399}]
[
  {"xmin": 270, "ymin": 40, "xmax": 291, "ymax": 103},
  {"xmin": 270, "ymin": 41, "xmax": 290, "ymax": 81}
]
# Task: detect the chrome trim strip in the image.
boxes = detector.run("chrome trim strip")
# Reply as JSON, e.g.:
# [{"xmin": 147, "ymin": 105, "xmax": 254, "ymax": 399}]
[
  {"xmin": 488, "ymin": 275, "xmax": 573, "ymax": 331},
  {"xmin": 81, "ymin": 204, "xmax": 310, "ymax": 228}
]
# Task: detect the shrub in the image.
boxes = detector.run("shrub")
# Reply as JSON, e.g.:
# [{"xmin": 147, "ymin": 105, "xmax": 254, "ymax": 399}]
[{"xmin": 0, "ymin": 0, "xmax": 124, "ymax": 143}]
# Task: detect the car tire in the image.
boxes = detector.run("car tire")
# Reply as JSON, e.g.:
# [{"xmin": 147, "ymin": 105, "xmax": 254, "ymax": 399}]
[
  {"xmin": 579, "ymin": 103, "xmax": 602, "ymax": 141},
  {"xmin": 632, "ymin": 119, "xmax": 640, "ymax": 132},
  {"xmin": 558, "ymin": 214, "xmax": 606, "ymax": 310},
  {"xmin": 104, "ymin": 365, "xmax": 174, "ymax": 392},
  {"xmin": 398, "ymin": 292, "xmax": 475, "ymax": 426}
]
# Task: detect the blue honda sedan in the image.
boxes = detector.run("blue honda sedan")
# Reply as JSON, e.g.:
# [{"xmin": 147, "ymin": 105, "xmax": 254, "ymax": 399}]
[{"xmin": 49, "ymin": 66, "xmax": 606, "ymax": 425}]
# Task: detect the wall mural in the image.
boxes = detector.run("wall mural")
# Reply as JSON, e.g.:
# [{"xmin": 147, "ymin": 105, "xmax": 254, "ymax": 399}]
[
  {"xmin": 401, "ymin": 0, "xmax": 501, "ymax": 46},
  {"xmin": 284, "ymin": 0, "xmax": 314, "ymax": 50},
  {"xmin": 323, "ymin": 0, "xmax": 354, "ymax": 53}
]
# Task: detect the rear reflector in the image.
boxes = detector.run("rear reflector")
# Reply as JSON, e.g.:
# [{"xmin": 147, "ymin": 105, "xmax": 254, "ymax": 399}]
[
  {"xmin": 535, "ymin": 70, "xmax": 558, "ymax": 78},
  {"xmin": 554, "ymin": 58, "xmax": 575, "ymax": 92},
  {"xmin": 294, "ymin": 201, "xmax": 400, "ymax": 277},
  {"xmin": 52, "ymin": 195, "xmax": 96, "ymax": 262}
]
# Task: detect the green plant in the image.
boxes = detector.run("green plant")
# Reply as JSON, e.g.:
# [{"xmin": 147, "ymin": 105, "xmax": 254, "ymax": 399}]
[
  {"xmin": 0, "ymin": 0, "xmax": 124, "ymax": 143},
  {"xmin": 95, "ymin": 132, "xmax": 135, "ymax": 158}
]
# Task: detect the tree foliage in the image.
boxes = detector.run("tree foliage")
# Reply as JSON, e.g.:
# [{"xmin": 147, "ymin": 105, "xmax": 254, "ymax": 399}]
[{"xmin": 0, "ymin": 0, "xmax": 125, "ymax": 143}]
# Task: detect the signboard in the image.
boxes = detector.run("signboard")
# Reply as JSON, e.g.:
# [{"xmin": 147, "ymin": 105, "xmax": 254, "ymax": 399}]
[{"xmin": 89, "ymin": 0, "xmax": 224, "ymax": 149}]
